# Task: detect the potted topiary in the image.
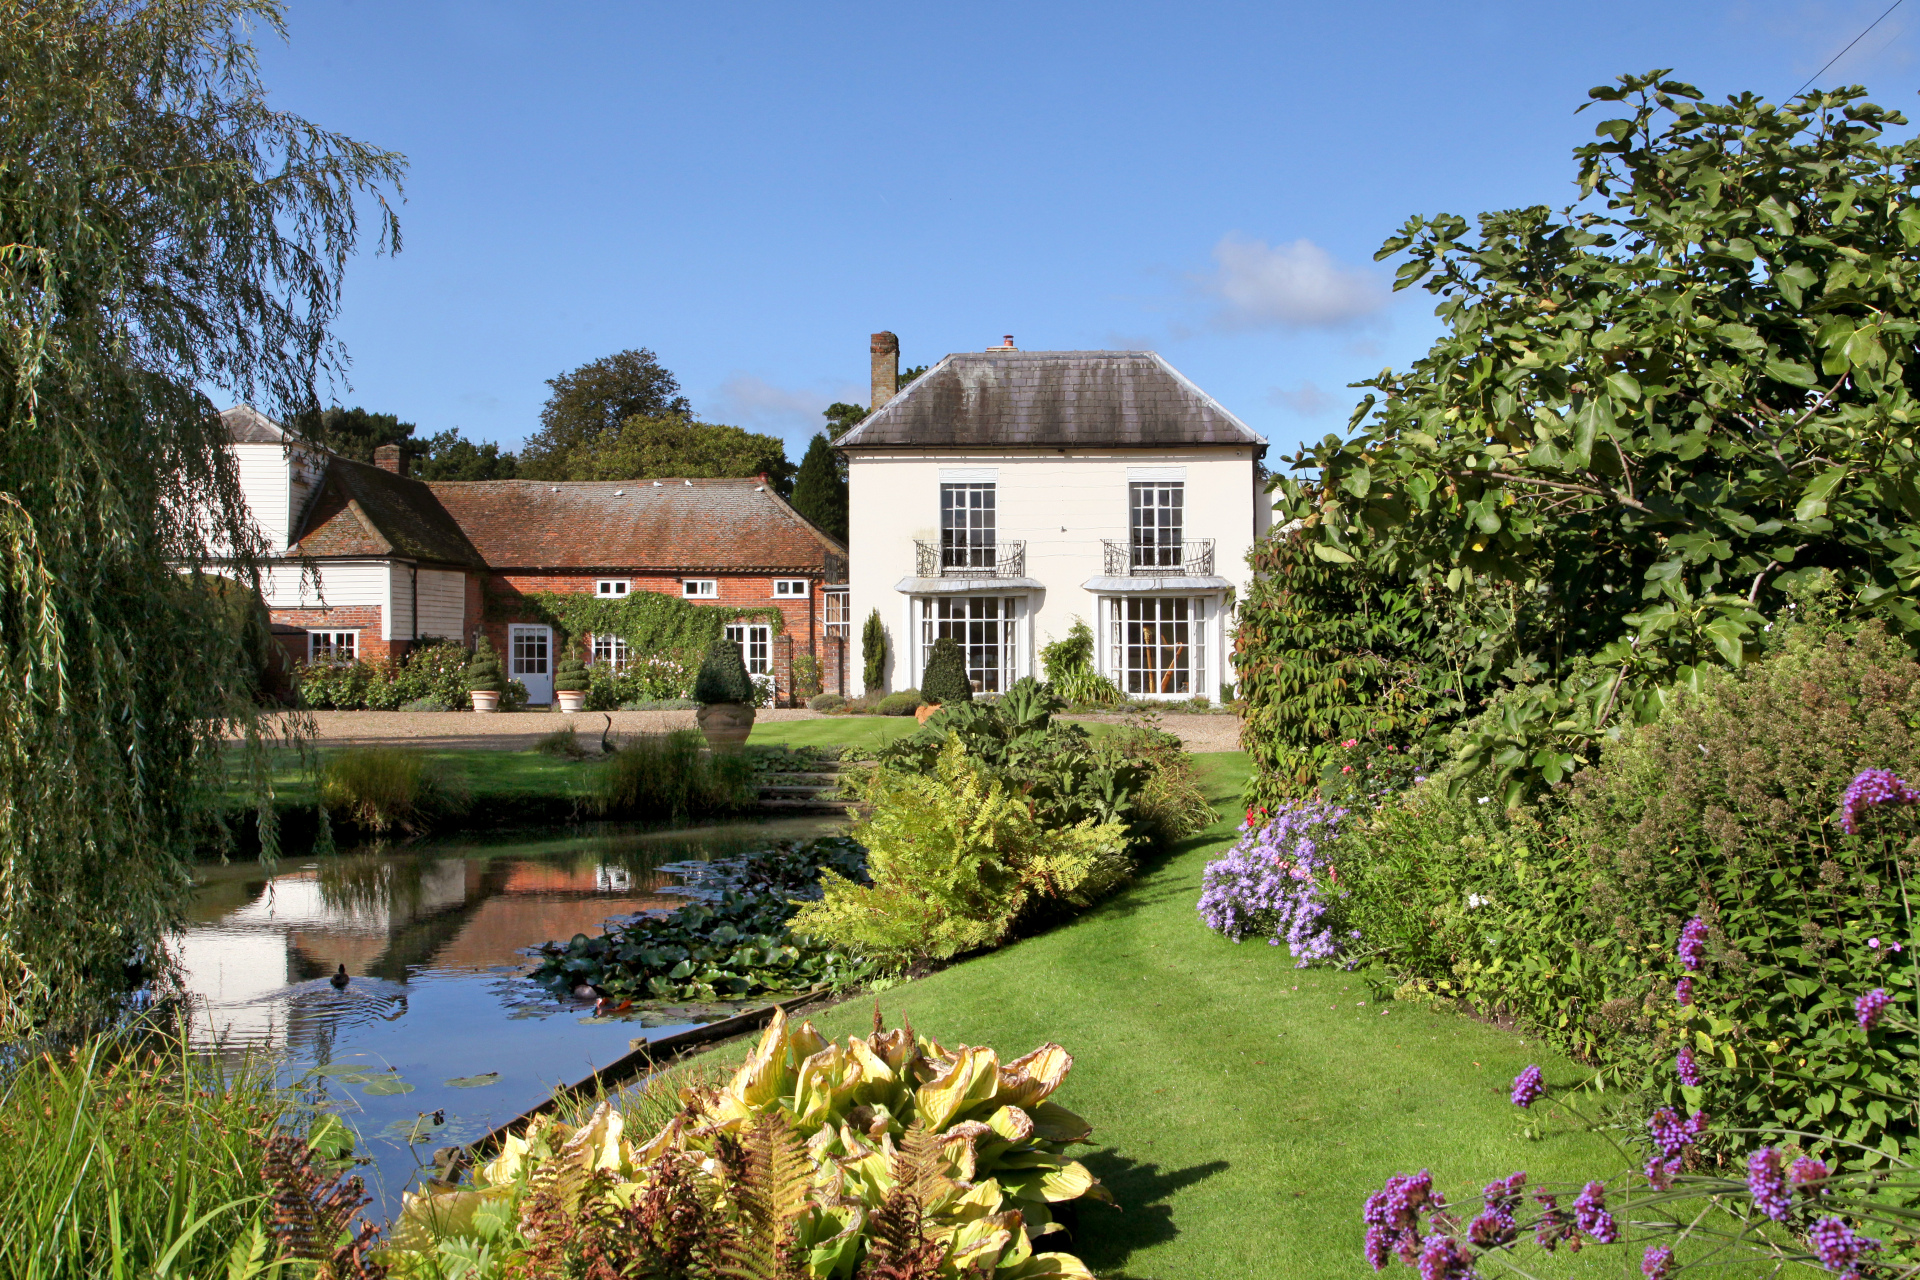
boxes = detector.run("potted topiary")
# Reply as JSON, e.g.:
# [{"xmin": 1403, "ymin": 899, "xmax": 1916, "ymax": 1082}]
[
  {"xmin": 466, "ymin": 635, "xmax": 507, "ymax": 712},
  {"xmin": 693, "ymin": 634, "xmax": 756, "ymax": 748},
  {"xmin": 917, "ymin": 636, "xmax": 974, "ymax": 723},
  {"xmin": 553, "ymin": 650, "xmax": 590, "ymax": 713}
]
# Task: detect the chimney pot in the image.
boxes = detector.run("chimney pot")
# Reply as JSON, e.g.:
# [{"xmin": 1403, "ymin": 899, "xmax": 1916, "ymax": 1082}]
[
  {"xmin": 870, "ymin": 330, "xmax": 899, "ymax": 412},
  {"xmin": 373, "ymin": 443, "xmax": 404, "ymax": 475},
  {"xmin": 1000, "ymin": 335, "xmax": 1016, "ymax": 350}
]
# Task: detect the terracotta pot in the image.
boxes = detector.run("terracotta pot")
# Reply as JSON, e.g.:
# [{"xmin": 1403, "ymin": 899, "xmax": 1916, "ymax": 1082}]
[
  {"xmin": 469, "ymin": 690, "xmax": 501, "ymax": 713},
  {"xmin": 914, "ymin": 702, "xmax": 943, "ymax": 724},
  {"xmin": 696, "ymin": 701, "xmax": 756, "ymax": 748},
  {"xmin": 555, "ymin": 689, "xmax": 587, "ymax": 713}
]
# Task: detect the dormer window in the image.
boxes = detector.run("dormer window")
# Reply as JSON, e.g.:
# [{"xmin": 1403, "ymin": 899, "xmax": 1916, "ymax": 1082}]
[
  {"xmin": 683, "ymin": 579, "xmax": 717, "ymax": 599},
  {"xmin": 596, "ymin": 579, "xmax": 630, "ymax": 598}
]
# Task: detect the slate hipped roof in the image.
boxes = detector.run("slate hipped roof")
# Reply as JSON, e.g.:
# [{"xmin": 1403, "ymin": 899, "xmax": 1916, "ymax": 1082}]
[
  {"xmin": 429, "ymin": 478, "xmax": 842, "ymax": 573},
  {"xmin": 832, "ymin": 350, "xmax": 1265, "ymax": 450}
]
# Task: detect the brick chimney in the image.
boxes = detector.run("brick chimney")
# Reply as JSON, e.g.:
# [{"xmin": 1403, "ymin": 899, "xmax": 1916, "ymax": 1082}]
[
  {"xmin": 870, "ymin": 331, "xmax": 899, "ymax": 412},
  {"xmin": 374, "ymin": 443, "xmax": 404, "ymax": 475}
]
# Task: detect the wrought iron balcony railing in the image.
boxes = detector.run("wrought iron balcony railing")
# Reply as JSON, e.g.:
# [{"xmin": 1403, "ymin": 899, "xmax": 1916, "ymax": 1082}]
[
  {"xmin": 915, "ymin": 539, "xmax": 1027, "ymax": 578},
  {"xmin": 1102, "ymin": 539, "xmax": 1215, "ymax": 577}
]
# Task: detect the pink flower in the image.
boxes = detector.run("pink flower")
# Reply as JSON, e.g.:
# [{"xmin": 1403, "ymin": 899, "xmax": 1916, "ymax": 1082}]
[
  {"xmin": 1342, "ymin": 738, "xmax": 1359, "ymax": 749},
  {"xmin": 1342, "ymin": 765, "xmax": 1354, "ymax": 774}
]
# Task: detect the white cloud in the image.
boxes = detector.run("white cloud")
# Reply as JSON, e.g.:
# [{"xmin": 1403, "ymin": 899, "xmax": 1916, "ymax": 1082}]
[
  {"xmin": 1198, "ymin": 234, "xmax": 1387, "ymax": 331},
  {"xmin": 707, "ymin": 373, "xmax": 866, "ymax": 435},
  {"xmin": 1268, "ymin": 382, "xmax": 1338, "ymax": 416}
]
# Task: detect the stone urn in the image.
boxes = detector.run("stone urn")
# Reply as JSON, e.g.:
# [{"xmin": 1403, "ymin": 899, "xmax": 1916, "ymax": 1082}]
[
  {"xmin": 470, "ymin": 690, "xmax": 501, "ymax": 713},
  {"xmin": 556, "ymin": 690, "xmax": 587, "ymax": 713},
  {"xmin": 696, "ymin": 701, "xmax": 755, "ymax": 749},
  {"xmin": 914, "ymin": 702, "xmax": 943, "ymax": 724}
]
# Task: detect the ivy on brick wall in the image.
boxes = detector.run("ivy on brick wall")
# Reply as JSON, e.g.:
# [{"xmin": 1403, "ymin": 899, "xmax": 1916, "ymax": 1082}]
[{"xmin": 508, "ymin": 589, "xmax": 784, "ymax": 657}]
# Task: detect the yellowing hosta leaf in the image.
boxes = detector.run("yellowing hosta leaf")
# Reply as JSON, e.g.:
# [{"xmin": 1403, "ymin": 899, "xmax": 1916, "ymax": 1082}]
[
  {"xmin": 1027, "ymin": 1101, "xmax": 1092, "ymax": 1145},
  {"xmin": 917, "ymin": 1046, "xmax": 1002, "ymax": 1130},
  {"xmin": 988, "ymin": 1104, "xmax": 1035, "ymax": 1144},
  {"xmin": 1014, "ymin": 1254, "xmax": 1098, "ymax": 1279},
  {"xmin": 995, "ymin": 1044, "xmax": 1074, "ymax": 1110}
]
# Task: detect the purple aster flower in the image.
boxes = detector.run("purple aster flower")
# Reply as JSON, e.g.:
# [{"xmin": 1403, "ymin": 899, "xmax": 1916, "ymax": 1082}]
[
  {"xmin": 1511, "ymin": 1064, "xmax": 1544, "ymax": 1108},
  {"xmin": 1675, "ymin": 976, "xmax": 1694, "ymax": 1006},
  {"xmin": 1573, "ymin": 1181, "xmax": 1617, "ymax": 1244},
  {"xmin": 1856, "ymin": 988, "xmax": 1891, "ymax": 1030},
  {"xmin": 1678, "ymin": 917, "xmax": 1710, "ymax": 971},
  {"xmin": 1677, "ymin": 1045, "xmax": 1701, "ymax": 1087},
  {"xmin": 1645, "ymin": 1158, "xmax": 1681, "ymax": 1190},
  {"xmin": 1808, "ymin": 1216, "xmax": 1881, "ymax": 1277},
  {"xmin": 1418, "ymin": 1233, "xmax": 1477, "ymax": 1280},
  {"xmin": 1642, "ymin": 1245, "xmax": 1675, "ymax": 1280},
  {"xmin": 1841, "ymin": 769, "xmax": 1920, "ymax": 835},
  {"xmin": 1749, "ymin": 1148, "xmax": 1790, "ymax": 1221},
  {"xmin": 1791, "ymin": 1157, "xmax": 1831, "ymax": 1198},
  {"xmin": 1198, "ymin": 800, "xmax": 1350, "ymax": 964},
  {"xmin": 1649, "ymin": 1107, "xmax": 1704, "ymax": 1160}
]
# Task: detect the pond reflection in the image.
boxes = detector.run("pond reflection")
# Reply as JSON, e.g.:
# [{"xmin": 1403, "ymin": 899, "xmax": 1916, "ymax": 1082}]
[{"xmin": 171, "ymin": 816, "xmax": 838, "ymax": 1205}]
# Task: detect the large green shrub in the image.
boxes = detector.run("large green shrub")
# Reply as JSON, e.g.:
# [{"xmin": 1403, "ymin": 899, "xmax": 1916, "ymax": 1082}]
[
  {"xmin": 919, "ymin": 636, "xmax": 974, "ymax": 704},
  {"xmin": 792, "ymin": 740, "xmax": 1131, "ymax": 969},
  {"xmin": 582, "ymin": 652, "xmax": 696, "ymax": 710},
  {"xmin": 861, "ymin": 607, "xmax": 886, "ymax": 692},
  {"xmin": 692, "ymin": 635, "xmax": 754, "ymax": 705},
  {"xmin": 1041, "ymin": 617, "xmax": 1125, "ymax": 707},
  {"xmin": 872, "ymin": 689, "xmax": 924, "ymax": 716},
  {"xmin": 1338, "ymin": 621, "xmax": 1920, "ymax": 1164}
]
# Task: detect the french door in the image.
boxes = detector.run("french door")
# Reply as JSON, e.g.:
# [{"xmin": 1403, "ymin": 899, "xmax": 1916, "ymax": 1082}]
[
  {"xmin": 509, "ymin": 624, "xmax": 553, "ymax": 704},
  {"xmin": 1108, "ymin": 596, "xmax": 1207, "ymax": 696}
]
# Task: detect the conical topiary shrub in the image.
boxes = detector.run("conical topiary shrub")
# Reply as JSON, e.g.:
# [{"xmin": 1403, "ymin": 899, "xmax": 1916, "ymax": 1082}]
[
  {"xmin": 554, "ymin": 651, "xmax": 589, "ymax": 693},
  {"xmin": 920, "ymin": 636, "xmax": 974, "ymax": 705},
  {"xmin": 693, "ymin": 635, "xmax": 755, "ymax": 705},
  {"xmin": 465, "ymin": 635, "xmax": 506, "ymax": 693}
]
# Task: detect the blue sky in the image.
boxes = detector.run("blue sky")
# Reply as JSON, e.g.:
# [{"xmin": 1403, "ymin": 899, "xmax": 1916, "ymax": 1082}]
[{"xmin": 251, "ymin": 1, "xmax": 1918, "ymax": 468}]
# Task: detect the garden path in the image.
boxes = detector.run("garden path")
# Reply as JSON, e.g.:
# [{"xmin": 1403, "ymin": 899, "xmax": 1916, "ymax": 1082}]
[{"xmin": 675, "ymin": 753, "xmax": 1620, "ymax": 1280}]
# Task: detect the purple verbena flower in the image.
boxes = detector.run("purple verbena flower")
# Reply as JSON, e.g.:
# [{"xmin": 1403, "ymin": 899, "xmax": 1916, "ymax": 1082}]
[
  {"xmin": 1642, "ymin": 1245, "xmax": 1675, "ymax": 1280},
  {"xmin": 1365, "ymin": 1224, "xmax": 1393, "ymax": 1271},
  {"xmin": 1645, "ymin": 1158, "xmax": 1680, "ymax": 1190},
  {"xmin": 1678, "ymin": 917, "xmax": 1710, "ymax": 971},
  {"xmin": 1418, "ymin": 1233, "xmax": 1477, "ymax": 1280},
  {"xmin": 1808, "ymin": 1216, "xmax": 1881, "ymax": 1278},
  {"xmin": 1468, "ymin": 1210, "xmax": 1516, "ymax": 1249},
  {"xmin": 1482, "ymin": 1172, "xmax": 1526, "ymax": 1215},
  {"xmin": 1511, "ymin": 1064, "xmax": 1544, "ymax": 1109},
  {"xmin": 1649, "ymin": 1107, "xmax": 1704, "ymax": 1160},
  {"xmin": 1573, "ymin": 1181, "xmax": 1617, "ymax": 1244},
  {"xmin": 1841, "ymin": 769, "xmax": 1920, "ymax": 835},
  {"xmin": 1198, "ymin": 800, "xmax": 1349, "ymax": 965},
  {"xmin": 1791, "ymin": 1157, "xmax": 1831, "ymax": 1198},
  {"xmin": 1749, "ymin": 1148, "xmax": 1790, "ymax": 1222},
  {"xmin": 1533, "ymin": 1190, "xmax": 1578, "ymax": 1253},
  {"xmin": 1855, "ymin": 987, "xmax": 1890, "ymax": 1030},
  {"xmin": 1676, "ymin": 1045, "xmax": 1701, "ymax": 1087},
  {"xmin": 1675, "ymin": 976, "xmax": 1694, "ymax": 1006},
  {"xmin": 1365, "ymin": 1170, "xmax": 1440, "ymax": 1267}
]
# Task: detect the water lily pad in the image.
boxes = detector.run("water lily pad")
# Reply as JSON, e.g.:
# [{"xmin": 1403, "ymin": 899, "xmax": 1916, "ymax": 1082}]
[
  {"xmin": 306, "ymin": 1061, "xmax": 380, "ymax": 1080},
  {"xmin": 361, "ymin": 1075, "xmax": 415, "ymax": 1096},
  {"xmin": 444, "ymin": 1072, "xmax": 501, "ymax": 1089}
]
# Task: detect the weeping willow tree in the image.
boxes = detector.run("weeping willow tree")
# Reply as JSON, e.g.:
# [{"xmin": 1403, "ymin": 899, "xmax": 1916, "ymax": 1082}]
[{"xmin": 0, "ymin": 0, "xmax": 404, "ymax": 1035}]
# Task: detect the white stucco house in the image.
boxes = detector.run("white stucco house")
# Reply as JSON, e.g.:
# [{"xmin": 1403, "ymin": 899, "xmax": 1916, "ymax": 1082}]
[{"xmin": 836, "ymin": 333, "xmax": 1269, "ymax": 700}]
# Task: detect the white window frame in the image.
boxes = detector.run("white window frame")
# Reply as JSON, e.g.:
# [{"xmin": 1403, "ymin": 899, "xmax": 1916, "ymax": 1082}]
[
  {"xmin": 824, "ymin": 588, "xmax": 851, "ymax": 638},
  {"xmin": 596, "ymin": 579, "xmax": 631, "ymax": 598},
  {"xmin": 1104, "ymin": 596, "xmax": 1209, "ymax": 698},
  {"xmin": 683, "ymin": 579, "xmax": 718, "ymax": 599},
  {"xmin": 591, "ymin": 633, "xmax": 630, "ymax": 671},
  {"xmin": 917, "ymin": 596, "xmax": 1018, "ymax": 694},
  {"xmin": 773, "ymin": 579, "xmax": 809, "ymax": 598},
  {"xmin": 308, "ymin": 630, "xmax": 359, "ymax": 662},
  {"xmin": 725, "ymin": 622, "xmax": 772, "ymax": 675}
]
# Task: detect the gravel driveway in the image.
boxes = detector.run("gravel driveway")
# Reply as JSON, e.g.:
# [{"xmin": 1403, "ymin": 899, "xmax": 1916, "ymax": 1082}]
[{"xmin": 257, "ymin": 707, "xmax": 1244, "ymax": 754}]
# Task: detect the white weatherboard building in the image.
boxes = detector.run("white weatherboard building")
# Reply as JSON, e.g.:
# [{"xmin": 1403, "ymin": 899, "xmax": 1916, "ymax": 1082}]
[{"xmin": 836, "ymin": 334, "xmax": 1270, "ymax": 700}]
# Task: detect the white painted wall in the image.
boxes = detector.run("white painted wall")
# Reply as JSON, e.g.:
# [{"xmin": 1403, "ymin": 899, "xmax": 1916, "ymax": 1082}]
[
  {"xmin": 417, "ymin": 569, "xmax": 467, "ymax": 640},
  {"xmin": 260, "ymin": 561, "xmax": 387, "ymax": 610},
  {"xmin": 228, "ymin": 442, "xmax": 323, "ymax": 552},
  {"xmin": 846, "ymin": 447, "xmax": 1261, "ymax": 696},
  {"xmin": 383, "ymin": 563, "xmax": 412, "ymax": 641}
]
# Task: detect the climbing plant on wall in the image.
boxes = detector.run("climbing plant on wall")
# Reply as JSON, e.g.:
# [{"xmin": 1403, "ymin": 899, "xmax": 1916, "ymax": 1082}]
[{"xmin": 508, "ymin": 589, "xmax": 783, "ymax": 657}]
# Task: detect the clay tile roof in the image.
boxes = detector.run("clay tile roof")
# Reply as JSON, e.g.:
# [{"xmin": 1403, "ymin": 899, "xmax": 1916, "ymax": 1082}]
[
  {"xmin": 292, "ymin": 458, "xmax": 485, "ymax": 566},
  {"xmin": 425, "ymin": 478, "xmax": 845, "ymax": 573},
  {"xmin": 833, "ymin": 349, "xmax": 1266, "ymax": 450}
]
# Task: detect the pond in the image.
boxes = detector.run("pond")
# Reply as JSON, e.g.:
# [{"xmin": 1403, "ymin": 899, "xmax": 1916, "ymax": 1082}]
[{"xmin": 173, "ymin": 815, "xmax": 840, "ymax": 1208}]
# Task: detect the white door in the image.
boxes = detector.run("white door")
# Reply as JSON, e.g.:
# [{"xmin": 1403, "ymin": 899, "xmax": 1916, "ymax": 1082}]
[{"xmin": 510, "ymin": 624, "xmax": 553, "ymax": 704}]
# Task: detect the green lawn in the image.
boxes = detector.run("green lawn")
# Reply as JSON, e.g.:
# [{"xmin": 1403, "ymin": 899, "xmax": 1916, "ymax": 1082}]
[
  {"xmin": 745, "ymin": 716, "xmax": 923, "ymax": 752},
  {"xmin": 238, "ymin": 746, "xmax": 595, "ymax": 810},
  {"xmin": 678, "ymin": 752, "xmax": 1622, "ymax": 1280}
]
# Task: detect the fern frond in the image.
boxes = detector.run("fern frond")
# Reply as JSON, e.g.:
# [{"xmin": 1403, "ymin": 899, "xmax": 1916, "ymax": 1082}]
[
  {"xmin": 857, "ymin": 1124, "xmax": 946, "ymax": 1280},
  {"xmin": 712, "ymin": 1113, "xmax": 811, "ymax": 1280}
]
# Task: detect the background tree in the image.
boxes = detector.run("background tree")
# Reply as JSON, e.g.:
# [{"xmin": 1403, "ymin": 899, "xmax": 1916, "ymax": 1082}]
[
  {"xmin": 1270, "ymin": 72, "xmax": 1920, "ymax": 802},
  {"xmin": 0, "ymin": 0, "xmax": 402, "ymax": 1032},
  {"xmin": 411, "ymin": 427, "xmax": 519, "ymax": 480},
  {"xmin": 290, "ymin": 405, "xmax": 415, "ymax": 462},
  {"xmin": 790, "ymin": 432, "xmax": 847, "ymax": 541},
  {"xmin": 822, "ymin": 401, "xmax": 867, "ymax": 439},
  {"xmin": 567, "ymin": 415, "xmax": 794, "ymax": 493},
  {"xmin": 519, "ymin": 348, "xmax": 691, "ymax": 478}
]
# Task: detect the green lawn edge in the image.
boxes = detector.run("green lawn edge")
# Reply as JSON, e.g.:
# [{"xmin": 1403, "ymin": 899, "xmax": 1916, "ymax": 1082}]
[{"xmin": 662, "ymin": 752, "xmax": 1623, "ymax": 1280}]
